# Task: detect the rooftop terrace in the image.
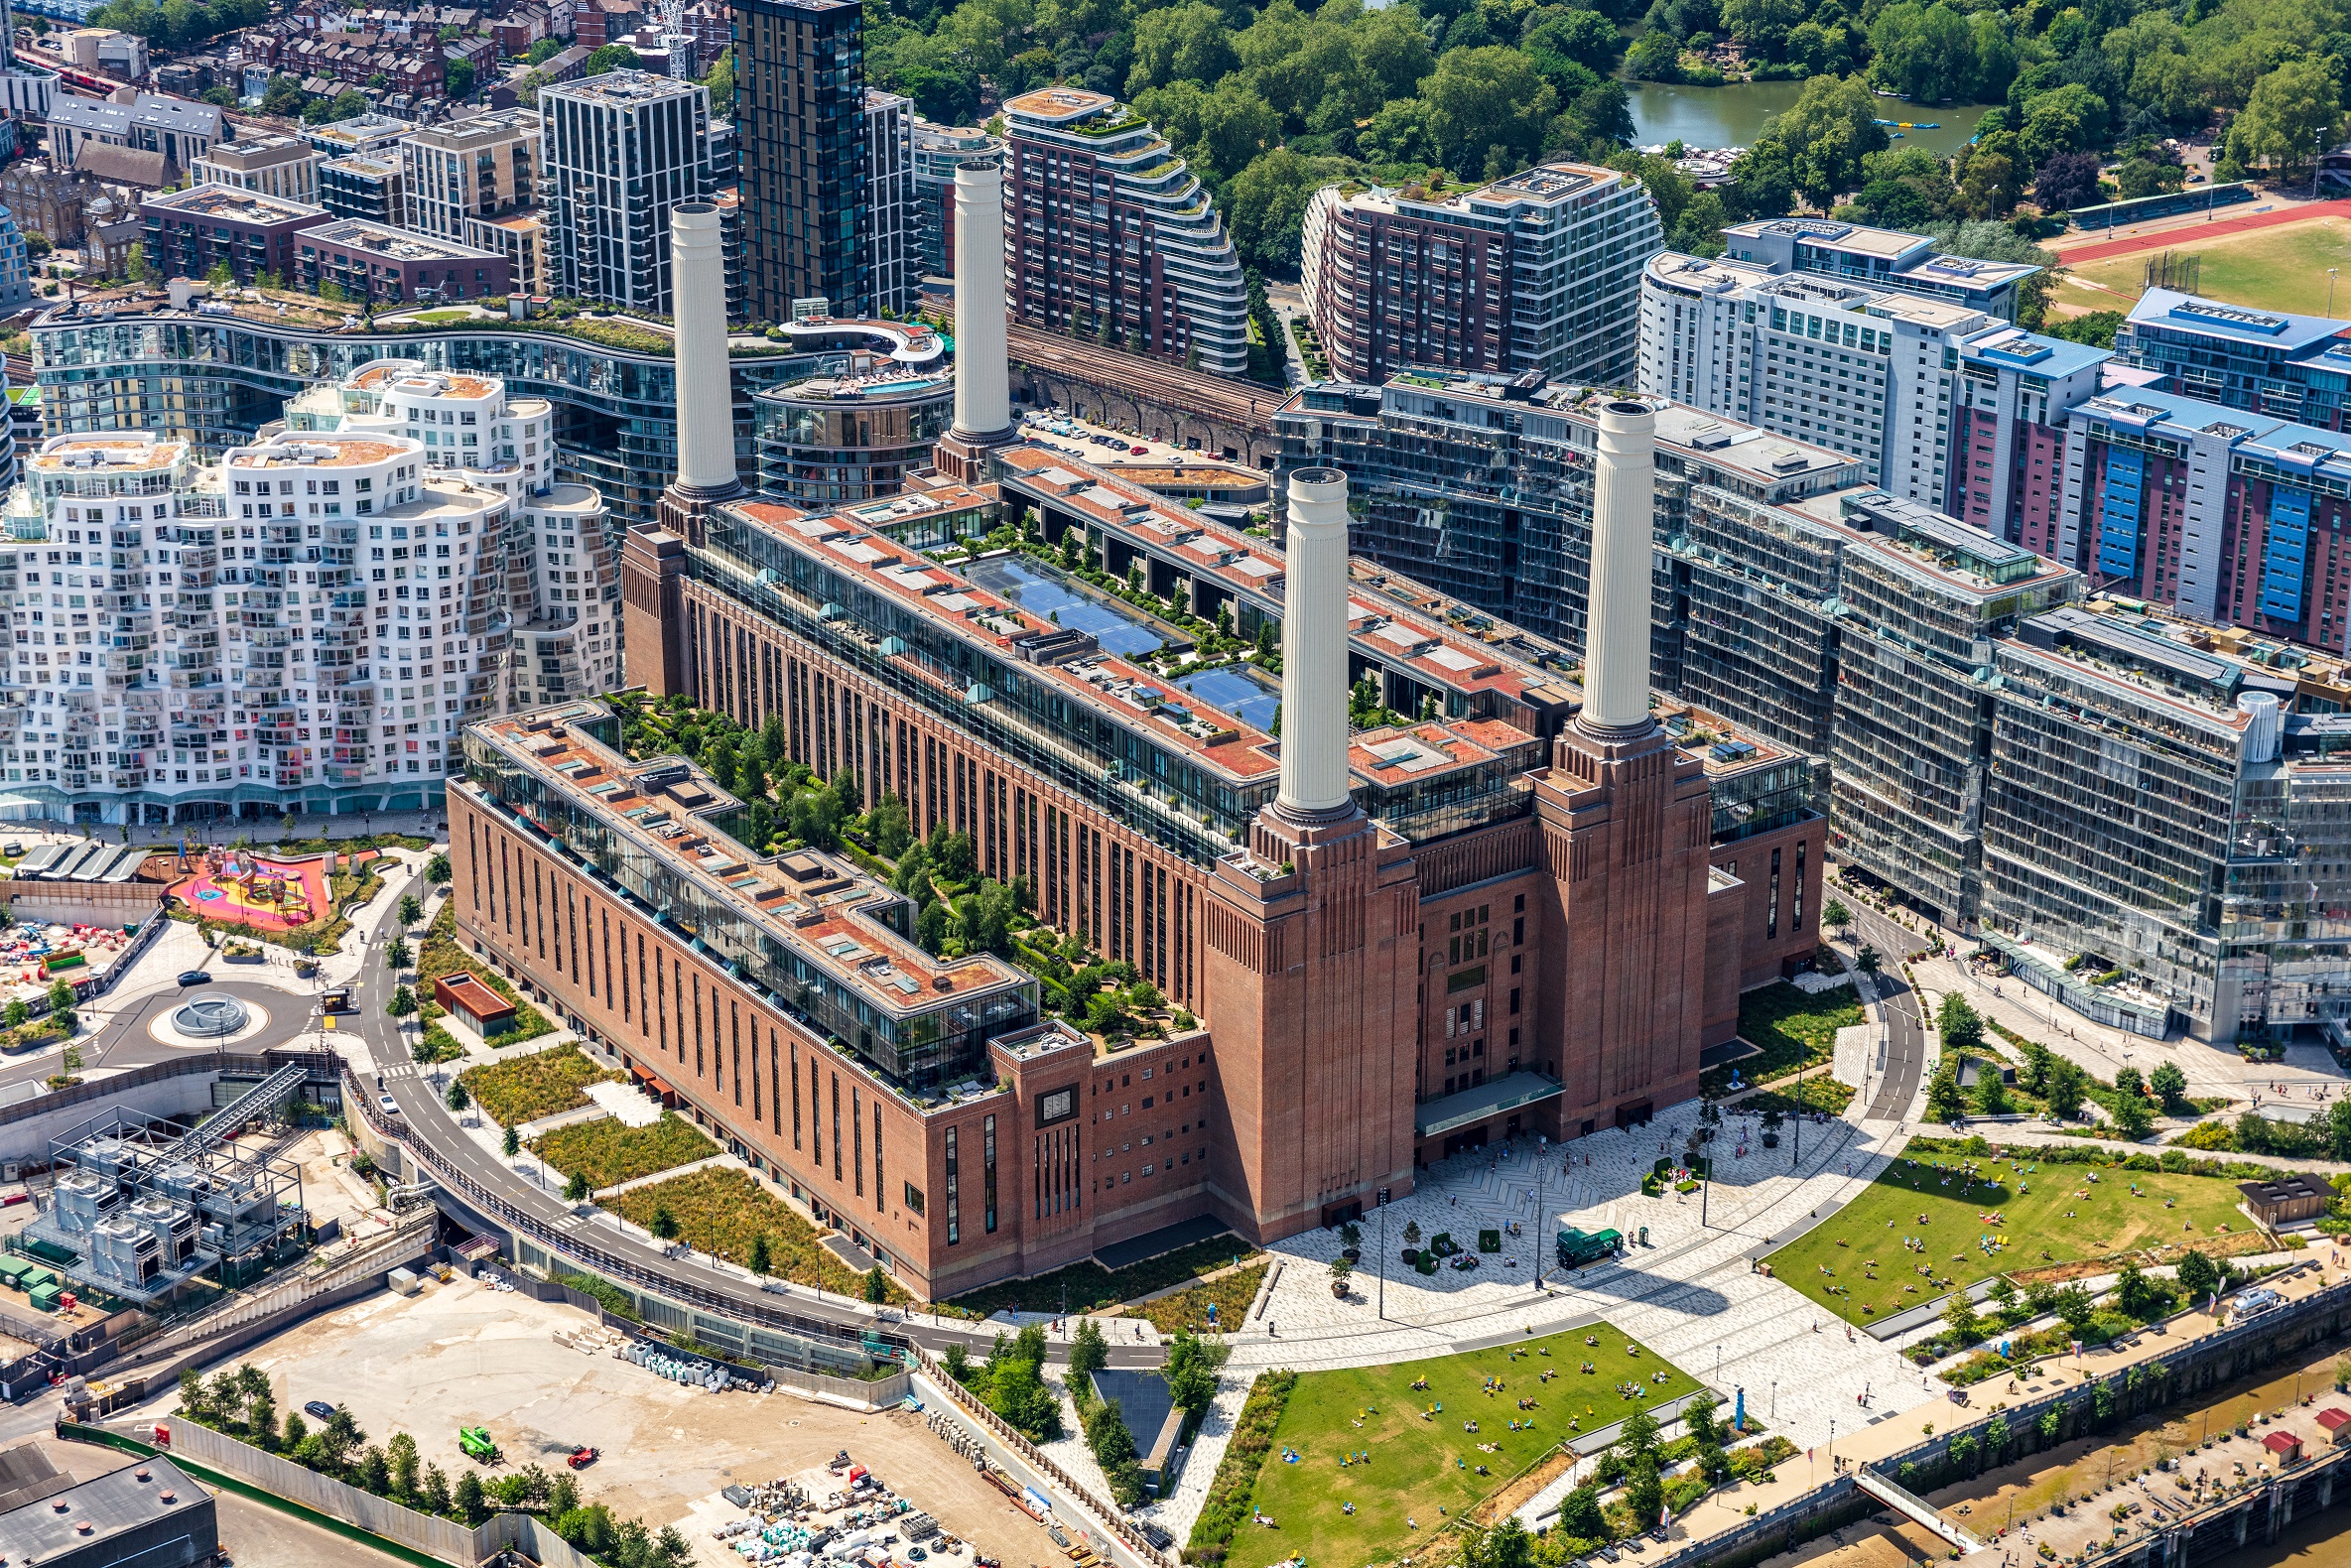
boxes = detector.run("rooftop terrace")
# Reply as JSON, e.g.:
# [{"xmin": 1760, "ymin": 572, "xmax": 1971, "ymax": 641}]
[{"xmin": 464, "ymin": 703, "xmax": 1036, "ymax": 1089}]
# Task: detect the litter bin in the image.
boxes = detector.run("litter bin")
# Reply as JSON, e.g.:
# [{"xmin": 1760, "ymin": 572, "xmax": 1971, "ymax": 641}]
[{"xmin": 1637, "ymin": 1227, "xmax": 1648, "ymax": 1246}]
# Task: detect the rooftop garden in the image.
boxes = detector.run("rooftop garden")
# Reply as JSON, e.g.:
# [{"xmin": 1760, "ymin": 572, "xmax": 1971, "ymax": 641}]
[{"xmin": 606, "ymin": 692, "xmax": 1196, "ymax": 1045}]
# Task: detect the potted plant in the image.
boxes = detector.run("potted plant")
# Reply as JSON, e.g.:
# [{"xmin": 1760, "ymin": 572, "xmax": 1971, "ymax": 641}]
[
  {"xmin": 1401, "ymin": 1220, "xmax": 1421, "ymax": 1263},
  {"xmin": 1328, "ymin": 1257, "xmax": 1355, "ymax": 1298},
  {"xmin": 1340, "ymin": 1221, "xmax": 1361, "ymax": 1262}
]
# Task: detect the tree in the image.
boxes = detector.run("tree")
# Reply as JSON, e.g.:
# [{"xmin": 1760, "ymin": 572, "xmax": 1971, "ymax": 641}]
[
  {"xmin": 527, "ymin": 35, "xmax": 565, "ymax": 64},
  {"xmin": 502, "ymin": 1124, "xmax": 521, "ymax": 1158},
  {"xmin": 748, "ymin": 1232, "xmax": 772, "ymax": 1274},
  {"xmin": 2044, "ymin": 1057, "xmax": 2087, "ymax": 1120},
  {"xmin": 564, "ymin": 1170, "xmax": 591, "ymax": 1203},
  {"xmin": 1125, "ymin": 2, "xmax": 1237, "ymax": 95},
  {"xmin": 358, "ymin": 1444, "xmax": 392, "ymax": 1495},
  {"xmin": 869, "ymin": 792, "xmax": 913, "ymax": 858},
  {"xmin": 1525, "ymin": 7, "xmax": 1623, "ymax": 73},
  {"xmin": 702, "ymin": 47, "xmax": 734, "ymax": 117},
  {"xmin": 320, "ymin": 1407, "xmax": 365, "ymax": 1473},
  {"xmin": 447, "ymin": 1078, "xmax": 471, "ymax": 1113},
  {"xmin": 2150, "ymin": 1061, "xmax": 2188, "ymax": 1114},
  {"xmin": 1225, "ymin": 148, "xmax": 1359, "ymax": 274},
  {"xmin": 1854, "ymin": 945, "xmax": 1882, "ymax": 976},
  {"xmin": 2176, "ymin": 1247, "xmax": 2220, "ymax": 1302},
  {"xmin": 649, "ymin": 1205, "xmax": 680, "ymax": 1241},
  {"xmin": 943, "ymin": 1341, "xmax": 973, "ymax": 1382},
  {"xmin": 1942, "ymin": 1291, "xmax": 1984, "ymax": 1344},
  {"xmin": 454, "ymin": 1468, "xmax": 488, "ymax": 1526},
  {"xmin": 1972, "ymin": 1065, "xmax": 2007, "ymax": 1115},
  {"xmin": 2018, "ymin": 1039, "xmax": 2053, "ymax": 1095},
  {"xmin": 1753, "ymin": 74, "xmax": 1887, "ymax": 208},
  {"xmin": 2326, "ymin": 1098, "xmax": 2351, "ymax": 1162},
  {"xmin": 863, "ymin": 1264, "xmax": 888, "ymax": 1302},
  {"xmin": 1926, "ymin": 1059, "xmax": 1966, "ymax": 1121},
  {"xmin": 2052, "ymin": 1282, "xmax": 2097, "ymax": 1331},
  {"xmin": 1937, "ymin": 993, "xmax": 1985, "ymax": 1055},
  {"xmin": 584, "ymin": 43, "xmax": 638, "ymax": 75},
  {"xmin": 399, "ymin": 893, "xmax": 423, "ymax": 927},
  {"xmin": 385, "ymin": 938, "xmax": 412, "ymax": 970},
  {"xmin": 1420, "ymin": 47, "xmax": 1558, "ymax": 176},
  {"xmin": 2109, "ymin": 1090, "xmax": 2155, "ymax": 1138},
  {"xmin": 1558, "ymin": 1482, "xmax": 1607, "ymax": 1541},
  {"xmin": 280, "ymin": 1411, "xmax": 309, "ymax": 1455},
  {"xmin": 1822, "ymin": 897, "xmax": 1851, "ymax": 936},
  {"xmin": 1618, "ymin": 1402, "xmax": 1660, "ymax": 1464},
  {"xmin": 1083, "ymin": 1396, "xmax": 1147, "ymax": 1506},
  {"xmin": 1069, "ymin": 1316, "xmax": 1110, "ymax": 1378},
  {"xmin": 421, "ymin": 1463, "xmax": 452, "ymax": 1517},
  {"xmin": 46, "ymin": 979, "xmax": 73, "ymax": 1016},
  {"xmin": 1624, "ymin": 1452, "xmax": 1664, "ymax": 1527},
  {"xmin": 2232, "ymin": 58, "xmax": 2340, "ymax": 174},
  {"xmin": 428, "ymin": 851, "xmax": 453, "ymax": 883}
]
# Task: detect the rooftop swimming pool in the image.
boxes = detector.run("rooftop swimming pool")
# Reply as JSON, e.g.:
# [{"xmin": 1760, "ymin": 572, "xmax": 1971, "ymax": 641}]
[
  {"xmin": 962, "ymin": 556, "xmax": 1166, "ymax": 659},
  {"xmin": 1173, "ymin": 663, "xmax": 1280, "ymax": 730}
]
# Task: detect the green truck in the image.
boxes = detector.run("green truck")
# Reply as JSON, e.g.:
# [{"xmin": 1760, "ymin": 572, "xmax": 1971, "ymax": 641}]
[{"xmin": 1555, "ymin": 1227, "xmax": 1625, "ymax": 1269}]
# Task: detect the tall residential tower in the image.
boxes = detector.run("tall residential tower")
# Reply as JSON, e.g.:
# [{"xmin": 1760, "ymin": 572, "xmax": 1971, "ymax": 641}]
[{"xmin": 734, "ymin": 0, "xmax": 868, "ymax": 322}]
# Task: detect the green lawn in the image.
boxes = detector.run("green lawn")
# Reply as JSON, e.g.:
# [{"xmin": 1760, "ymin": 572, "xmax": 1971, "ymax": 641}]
[
  {"xmin": 1702, "ymin": 981, "xmax": 1861, "ymax": 1097},
  {"xmin": 1763, "ymin": 1141, "xmax": 2252, "ymax": 1321},
  {"xmin": 1226, "ymin": 1325, "xmax": 1697, "ymax": 1568},
  {"xmin": 2060, "ymin": 215, "xmax": 2351, "ymax": 318}
]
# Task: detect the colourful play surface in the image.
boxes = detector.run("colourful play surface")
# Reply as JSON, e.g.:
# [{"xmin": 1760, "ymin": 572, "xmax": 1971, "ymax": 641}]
[{"xmin": 171, "ymin": 852, "xmax": 328, "ymax": 931}]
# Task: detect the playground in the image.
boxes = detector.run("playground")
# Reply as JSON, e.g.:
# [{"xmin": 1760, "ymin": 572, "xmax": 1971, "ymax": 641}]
[{"xmin": 169, "ymin": 847, "xmax": 330, "ymax": 932}]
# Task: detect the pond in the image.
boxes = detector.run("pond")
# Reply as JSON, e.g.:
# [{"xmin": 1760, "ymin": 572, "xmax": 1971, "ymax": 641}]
[
  {"xmin": 959, "ymin": 556, "xmax": 1165, "ymax": 659},
  {"xmin": 1172, "ymin": 664, "xmax": 1281, "ymax": 731},
  {"xmin": 1628, "ymin": 79, "xmax": 1995, "ymax": 161}
]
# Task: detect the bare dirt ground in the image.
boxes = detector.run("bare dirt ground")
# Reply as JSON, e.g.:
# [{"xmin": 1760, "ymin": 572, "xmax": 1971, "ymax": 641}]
[{"xmin": 123, "ymin": 1275, "xmax": 1042, "ymax": 1561}]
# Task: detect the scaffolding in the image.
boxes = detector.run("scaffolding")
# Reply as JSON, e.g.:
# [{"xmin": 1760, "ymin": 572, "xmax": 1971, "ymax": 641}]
[{"xmin": 20, "ymin": 1100, "xmax": 308, "ymax": 1307}]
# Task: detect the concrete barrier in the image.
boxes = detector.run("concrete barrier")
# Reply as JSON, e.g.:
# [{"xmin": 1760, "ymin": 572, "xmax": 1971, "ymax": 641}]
[{"xmin": 154, "ymin": 1416, "xmax": 478, "ymax": 1564}]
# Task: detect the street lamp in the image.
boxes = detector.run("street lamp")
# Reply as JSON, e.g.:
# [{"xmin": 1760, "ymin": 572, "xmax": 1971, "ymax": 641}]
[{"xmin": 2330, "ymin": 269, "xmax": 2341, "ymax": 321}]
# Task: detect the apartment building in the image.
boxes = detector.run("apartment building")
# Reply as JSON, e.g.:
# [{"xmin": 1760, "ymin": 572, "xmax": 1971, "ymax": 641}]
[
  {"xmin": 1946, "ymin": 325, "xmax": 2109, "ymax": 552},
  {"xmin": 1002, "ymin": 87, "xmax": 1248, "ymax": 375},
  {"xmin": 1638, "ymin": 249, "xmax": 2053, "ymax": 503},
  {"xmin": 2117, "ymin": 290, "xmax": 2351, "ymax": 431},
  {"xmin": 1718, "ymin": 216, "xmax": 2038, "ymax": 324},
  {"xmin": 865, "ymin": 89, "xmax": 913, "ymax": 320},
  {"xmin": 1273, "ymin": 374, "xmax": 1858, "ymax": 726},
  {"xmin": 47, "ymin": 92, "xmax": 222, "ymax": 177},
  {"xmin": 292, "ymin": 219, "xmax": 512, "ymax": 305},
  {"xmin": 538, "ymin": 71, "xmax": 714, "ymax": 314},
  {"xmin": 284, "ymin": 361, "xmax": 616, "ymax": 711},
  {"xmin": 749, "ymin": 318, "xmax": 954, "ymax": 503},
  {"xmin": 732, "ymin": 0, "xmax": 868, "ymax": 323},
  {"xmin": 1298, "ymin": 163, "xmax": 1664, "ymax": 388},
  {"xmin": 1822, "ymin": 490, "xmax": 2083, "ymax": 931},
  {"xmin": 910, "ymin": 117, "xmax": 1000, "ymax": 279},
  {"xmin": 303, "ymin": 114, "xmax": 412, "ymax": 160},
  {"xmin": 190, "ymin": 135, "xmax": 324, "ymax": 206},
  {"xmin": 2051, "ymin": 389, "xmax": 2351, "ymax": 646},
  {"xmin": 399, "ymin": 109, "xmax": 537, "ymax": 242},
  {"xmin": 1982, "ymin": 603, "xmax": 2351, "ymax": 1044},
  {"xmin": 139, "ymin": 187, "xmax": 326, "ymax": 286},
  {"xmin": 466, "ymin": 212, "xmax": 548, "ymax": 299},
  {"xmin": 319, "ymin": 154, "xmax": 407, "ymax": 230}
]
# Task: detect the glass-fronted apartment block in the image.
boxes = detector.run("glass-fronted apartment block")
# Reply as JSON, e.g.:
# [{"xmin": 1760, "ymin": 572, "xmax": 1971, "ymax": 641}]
[
  {"xmin": 1826, "ymin": 491, "xmax": 2083, "ymax": 929},
  {"xmin": 1273, "ymin": 374, "xmax": 1858, "ymax": 754},
  {"xmin": 1983, "ymin": 604, "xmax": 2351, "ymax": 1043}
]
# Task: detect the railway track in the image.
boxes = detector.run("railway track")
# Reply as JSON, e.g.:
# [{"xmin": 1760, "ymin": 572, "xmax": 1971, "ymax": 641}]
[{"xmin": 1006, "ymin": 324, "xmax": 1283, "ymax": 431}]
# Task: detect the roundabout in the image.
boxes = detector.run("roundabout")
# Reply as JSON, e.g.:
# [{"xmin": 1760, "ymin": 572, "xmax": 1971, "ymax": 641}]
[{"xmin": 148, "ymin": 990, "xmax": 274, "ymax": 1049}]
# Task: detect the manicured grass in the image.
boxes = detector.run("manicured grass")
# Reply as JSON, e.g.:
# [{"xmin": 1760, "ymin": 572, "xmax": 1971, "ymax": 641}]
[
  {"xmin": 1701, "ymin": 981, "xmax": 1861, "ymax": 1097},
  {"xmin": 458, "ymin": 1045, "xmax": 617, "ymax": 1127},
  {"xmin": 530, "ymin": 1111, "xmax": 718, "ymax": 1189},
  {"xmin": 2060, "ymin": 215, "xmax": 2351, "ymax": 317},
  {"xmin": 1222, "ymin": 1325, "xmax": 1698, "ymax": 1568},
  {"xmin": 943, "ymin": 1235, "xmax": 1259, "ymax": 1318},
  {"xmin": 1762, "ymin": 1140, "xmax": 2253, "ymax": 1321},
  {"xmin": 598, "ymin": 1167, "xmax": 911, "ymax": 1303}
]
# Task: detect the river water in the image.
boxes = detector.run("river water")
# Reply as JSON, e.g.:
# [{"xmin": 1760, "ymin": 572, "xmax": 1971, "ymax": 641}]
[{"xmin": 1627, "ymin": 80, "xmax": 1994, "ymax": 159}]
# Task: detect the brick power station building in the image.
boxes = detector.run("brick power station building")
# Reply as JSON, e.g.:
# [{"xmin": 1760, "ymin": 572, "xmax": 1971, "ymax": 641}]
[{"xmin": 443, "ymin": 204, "xmax": 1821, "ymax": 1298}]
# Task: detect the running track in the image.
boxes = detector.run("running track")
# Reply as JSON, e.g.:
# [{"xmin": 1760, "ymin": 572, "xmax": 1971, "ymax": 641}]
[{"xmin": 2053, "ymin": 197, "xmax": 2351, "ymax": 266}]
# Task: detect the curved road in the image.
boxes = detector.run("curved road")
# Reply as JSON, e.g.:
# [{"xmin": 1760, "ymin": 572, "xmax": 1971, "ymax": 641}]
[
  {"xmin": 0, "ymin": 978, "xmax": 325, "ymax": 1096},
  {"xmin": 344, "ymin": 862, "xmax": 1159, "ymax": 1365},
  {"xmin": 1851, "ymin": 905, "xmax": 1929, "ymax": 1122}
]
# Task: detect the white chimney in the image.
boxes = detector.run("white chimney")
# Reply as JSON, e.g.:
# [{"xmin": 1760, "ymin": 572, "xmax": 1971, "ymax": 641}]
[
  {"xmin": 669, "ymin": 201, "xmax": 737, "ymax": 495},
  {"xmin": 1277, "ymin": 468, "xmax": 1353, "ymax": 818},
  {"xmin": 951, "ymin": 161, "xmax": 1010, "ymax": 441},
  {"xmin": 1581, "ymin": 399, "xmax": 1656, "ymax": 734}
]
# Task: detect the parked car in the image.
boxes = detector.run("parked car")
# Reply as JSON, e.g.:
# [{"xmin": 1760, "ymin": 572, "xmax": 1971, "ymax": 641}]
[
  {"xmin": 1128, "ymin": 445, "xmax": 1147, "ymax": 455},
  {"xmin": 303, "ymin": 1401, "xmax": 335, "ymax": 1421},
  {"xmin": 176, "ymin": 971, "xmax": 210, "ymax": 986},
  {"xmin": 378, "ymin": 1094, "xmax": 400, "ymax": 1115}
]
